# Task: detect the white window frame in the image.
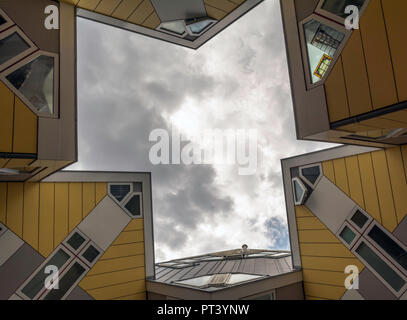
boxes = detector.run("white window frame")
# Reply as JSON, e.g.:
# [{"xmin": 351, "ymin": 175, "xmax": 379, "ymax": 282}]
[
  {"xmin": 299, "ymin": 163, "xmax": 323, "ymax": 189},
  {"xmin": 39, "ymin": 258, "xmax": 89, "ymax": 300},
  {"xmin": 298, "ymin": 14, "xmax": 351, "ymax": 90},
  {"xmin": 156, "ymin": 20, "xmax": 188, "ymax": 38},
  {"xmin": 63, "ymin": 229, "xmax": 90, "ymax": 255},
  {"xmin": 352, "ymin": 238, "xmax": 407, "ymax": 298},
  {"xmin": 336, "ymin": 221, "xmax": 360, "ymax": 249},
  {"xmin": 0, "ymin": 50, "xmax": 59, "ymax": 118},
  {"xmin": 0, "ymin": 8, "xmax": 14, "ymax": 33},
  {"xmin": 108, "ymin": 182, "xmax": 133, "ymax": 206},
  {"xmin": 16, "ymin": 245, "xmax": 74, "ymax": 300},
  {"xmin": 79, "ymin": 241, "xmax": 103, "ymax": 268},
  {"xmin": 364, "ymin": 221, "xmax": 407, "ymax": 277},
  {"xmin": 292, "ymin": 177, "xmax": 307, "ymax": 206},
  {"xmin": 346, "ymin": 206, "xmax": 373, "ymax": 234},
  {"xmin": 185, "ymin": 17, "xmax": 217, "ymax": 37},
  {"xmin": 315, "ymin": 0, "xmax": 371, "ymax": 26},
  {"xmin": 0, "ymin": 26, "xmax": 37, "ymax": 73},
  {"xmin": 122, "ymin": 191, "xmax": 144, "ymax": 218}
]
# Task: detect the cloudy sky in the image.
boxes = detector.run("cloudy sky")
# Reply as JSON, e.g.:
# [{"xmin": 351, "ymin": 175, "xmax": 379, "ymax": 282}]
[{"xmin": 70, "ymin": 0, "xmax": 334, "ymax": 262}]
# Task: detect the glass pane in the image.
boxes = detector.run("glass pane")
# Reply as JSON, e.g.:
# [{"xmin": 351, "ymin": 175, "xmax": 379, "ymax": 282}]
[
  {"xmin": 368, "ymin": 225, "xmax": 407, "ymax": 272},
  {"xmin": 0, "ymin": 15, "xmax": 7, "ymax": 25},
  {"xmin": 43, "ymin": 262, "xmax": 86, "ymax": 300},
  {"xmin": 160, "ymin": 21, "xmax": 185, "ymax": 36},
  {"xmin": 293, "ymin": 180, "xmax": 305, "ymax": 203},
  {"xmin": 339, "ymin": 226, "xmax": 356, "ymax": 245},
  {"xmin": 177, "ymin": 275, "xmax": 212, "ymax": 287},
  {"xmin": 351, "ymin": 210, "xmax": 369, "ymax": 229},
  {"xmin": 21, "ymin": 249, "xmax": 71, "ymax": 299},
  {"xmin": 66, "ymin": 232, "xmax": 85, "ymax": 250},
  {"xmin": 189, "ymin": 20, "xmax": 213, "ymax": 34},
  {"xmin": 356, "ymin": 242, "xmax": 405, "ymax": 292},
  {"xmin": 228, "ymin": 274, "xmax": 263, "ymax": 285},
  {"xmin": 125, "ymin": 194, "xmax": 141, "ymax": 216},
  {"xmin": 82, "ymin": 245, "xmax": 100, "ymax": 264},
  {"xmin": 110, "ymin": 184, "xmax": 130, "ymax": 202},
  {"xmin": 0, "ymin": 32, "xmax": 30, "ymax": 66},
  {"xmin": 322, "ymin": 0, "xmax": 366, "ymax": 18},
  {"xmin": 301, "ymin": 166, "xmax": 321, "ymax": 185},
  {"xmin": 303, "ymin": 20, "xmax": 345, "ymax": 83},
  {"xmin": 6, "ymin": 55, "xmax": 54, "ymax": 114}
]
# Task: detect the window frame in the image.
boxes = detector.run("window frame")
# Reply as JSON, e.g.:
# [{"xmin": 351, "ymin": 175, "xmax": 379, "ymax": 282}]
[
  {"xmin": 185, "ymin": 17, "xmax": 217, "ymax": 37},
  {"xmin": 298, "ymin": 14, "xmax": 351, "ymax": 90},
  {"xmin": 122, "ymin": 191, "xmax": 144, "ymax": 218},
  {"xmin": 337, "ymin": 221, "xmax": 360, "ymax": 249},
  {"xmin": 108, "ymin": 182, "xmax": 133, "ymax": 206},
  {"xmin": 364, "ymin": 221, "xmax": 407, "ymax": 276},
  {"xmin": 299, "ymin": 163, "xmax": 323, "ymax": 189},
  {"xmin": 63, "ymin": 229, "xmax": 90, "ymax": 256},
  {"xmin": 291, "ymin": 177, "xmax": 307, "ymax": 205},
  {"xmin": 0, "ymin": 50, "xmax": 59, "ymax": 118},
  {"xmin": 79, "ymin": 241, "xmax": 103, "ymax": 268},
  {"xmin": 0, "ymin": 8, "xmax": 14, "ymax": 33},
  {"xmin": 352, "ymin": 238, "xmax": 407, "ymax": 297},
  {"xmin": 315, "ymin": 0, "xmax": 371, "ymax": 26},
  {"xmin": 0, "ymin": 26, "xmax": 37, "ymax": 73},
  {"xmin": 16, "ymin": 245, "xmax": 74, "ymax": 300},
  {"xmin": 156, "ymin": 19, "xmax": 188, "ymax": 38},
  {"xmin": 346, "ymin": 206, "xmax": 373, "ymax": 234}
]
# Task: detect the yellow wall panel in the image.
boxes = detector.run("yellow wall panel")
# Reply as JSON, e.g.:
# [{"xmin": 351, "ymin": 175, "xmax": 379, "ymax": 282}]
[
  {"xmin": 357, "ymin": 153, "xmax": 382, "ymax": 223},
  {"xmin": 142, "ymin": 11, "xmax": 160, "ymax": 29},
  {"xmin": 385, "ymin": 147, "xmax": 407, "ymax": 224},
  {"xmin": 87, "ymin": 255, "xmax": 145, "ymax": 276},
  {"xmin": 345, "ymin": 156, "xmax": 365, "ymax": 209},
  {"xmin": 322, "ymin": 160, "xmax": 335, "ymax": 183},
  {"xmin": 39, "ymin": 183, "xmax": 54, "ymax": 257},
  {"xmin": 205, "ymin": 5, "xmax": 228, "ymax": 20},
  {"xmin": 341, "ymin": 30, "xmax": 372, "ymax": 116},
  {"xmin": 127, "ymin": 0, "xmax": 154, "ymax": 24},
  {"xmin": 86, "ymin": 279, "xmax": 146, "ymax": 300},
  {"xmin": 82, "ymin": 183, "xmax": 96, "ymax": 219},
  {"xmin": 325, "ymin": 57, "xmax": 350, "ymax": 122},
  {"xmin": 99, "ymin": 242, "xmax": 145, "ymax": 260},
  {"xmin": 301, "ymin": 256, "xmax": 363, "ymax": 273},
  {"xmin": 296, "ymin": 217, "xmax": 326, "ymax": 230},
  {"xmin": 95, "ymin": 0, "xmax": 122, "ymax": 16},
  {"xmin": 205, "ymin": 0, "xmax": 237, "ymax": 13},
  {"xmin": 54, "ymin": 183, "xmax": 69, "ymax": 248},
  {"xmin": 6, "ymin": 183, "xmax": 23, "ymax": 237},
  {"xmin": 68, "ymin": 182, "xmax": 82, "ymax": 231},
  {"xmin": 5, "ymin": 159, "xmax": 33, "ymax": 169},
  {"xmin": 381, "ymin": 0, "xmax": 407, "ymax": 101},
  {"xmin": 0, "ymin": 183, "xmax": 6, "ymax": 224},
  {"xmin": 333, "ymin": 158, "xmax": 349, "ymax": 196},
  {"xmin": 112, "ymin": 292, "xmax": 146, "ymax": 300},
  {"xmin": 112, "ymin": 230, "xmax": 144, "ymax": 245},
  {"xmin": 0, "ymin": 82, "xmax": 14, "ymax": 152},
  {"xmin": 95, "ymin": 182, "xmax": 107, "ymax": 204},
  {"xmin": 23, "ymin": 182, "xmax": 40, "ymax": 250},
  {"xmin": 80, "ymin": 267, "xmax": 145, "ymax": 290},
  {"xmin": 298, "ymin": 230, "xmax": 338, "ymax": 244},
  {"xmin": 13, "ymin": 98, "xmax": 37, "ymax": 154},
  {"xmin": 295, "ymin": 205, "xmax": 314, "ymax": 218},
  {"xmin": 77, "ymin": 0, "xmax": 100, "ymax": 10},
  {"xmin": 371, "ymin": 151, "xmax": 398, "ymax": 232},
  {"xmin": 112, "ymin": 0, "xmax": 143, "ymax": 21},
  {"xmin": 124, "ymin": 218, "xmax": 144, "ymax": 231},
  {"xmin": 359, "ymin": 0, "xmax": 398, "ymax": 109},
  {"xmin": 381, "ymin": 110, "xmax": 407, "ymax": 124},
  {"xmin": 299, "ymin": 243, "xmax": 356, "ymax": 258},
  {"xmin": 361, "ymin": 117, "xmax": 407, "ymax": 129},
  {"xmin": 303, "ymin": 269, "xmax": 349, "ymax": 287},
  {"xmin": 402, "ymin": 145, "xmax": 407, "ymax": 180},
  {"xmin": 304, "ymin": 283, "xmax": 347, "ymax": 300}
]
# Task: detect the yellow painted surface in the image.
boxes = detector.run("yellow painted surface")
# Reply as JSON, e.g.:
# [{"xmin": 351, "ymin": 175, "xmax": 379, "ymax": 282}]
[
  {"xmin": 295, "ymin": 206, "xmax": 364, "ymax": 300},
  {"xmin": 127, "ymin": 0, "xmax": 155, "ymax": 25},
  {"xmin": 82, "ymin": 182, "xmax": 95, "ymax": 219},
  {"xmin": 332, "ymin": 158, "xmax": 349, "ymax": 196},
  {"xmin": 0, "ymin": 82, "xmax": 14, "ymax": 153},
  {"xmin": 13, "ymin": 97, "xmax": 38, "ymax": 154},
  {"xmin": 326, "ymin": 0, "xmax": 407, "ymax": 128},
  {"xmin": 80, "ymin": 219, "xmax": 146, "ymax": 300},
  {"xmin": 1, "ymin": 182, "xmax": 106, "ymax": 256}
]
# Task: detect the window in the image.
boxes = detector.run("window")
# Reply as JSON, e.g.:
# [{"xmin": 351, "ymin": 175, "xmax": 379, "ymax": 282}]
[
  {"xmin": 251, "ymin": 291, "xmax": 276, "ymax": 300},
  {"xmin": 300, "ymin": 17, "xmax": 346, "ymax": 85},
  {"xmin": 176, "ymin": 275, "xmax": 212, "ymax": 287},
  {"xmin": 320, "ymin": 0, "xmax": 366, "ymax": 19},
  {"xmin": 124, "ymin": 193, "xmax": 142, "ymax": 217},
  {"xmin": 81, "ymin": 243, "xmax": 102, "ymax": 266},
  {"xmin": 355, "ymin": 240, "xmax": 407, "ymax": 294},
  {"xmin": 64, "ymin": 230, "xmax": 88, "ymax": 254},
  {"xmin": 176, "ymin": 273, "xmax": 264, "ymax": 289},
  {"xmin": 5, "ymin": 54, "xmax": 55, "ymax": 114},
  {"xmin": 0, "ymin": 9, "xmax": 13, "ymax": 32},
  {"xmin": 299, "ymin": 163, "xmax": 322, "ymax": 188},
  {"xmin": 351, "ymin": 209, "xmax": 369, "ymax": 229},
  {"xmin": 185, "ymin": 17, "xmax": 217, "ymax": 36},
  {"xmin": 340, "ymin": 225, "xmax": 356, "ymax": 245},
  {"xmin": 347, "ymin": 206, "xmax": 372, "ymax": 233},
  {"xmin": 157, "ymin": 20, "xmax": 187, "ymax": 38},
  {"xmin": 292, "ymin": 177, "xmax": 307, "ymax": 205},
  {"xmin": 0, "ymin": 27, "xmax": 35, "ymax": 71},
  {"xmin": 366, "ymin": 224, "xmax": 407, "ymax": 273},
  {"xmin": 109, "ymin": 183, "xmax": 132, "ymax": 203}
]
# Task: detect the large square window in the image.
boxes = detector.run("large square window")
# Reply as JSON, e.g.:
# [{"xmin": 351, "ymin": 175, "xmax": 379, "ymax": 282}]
[{"xmin": 321, "ymin": 0, "xmax": 366, "ymax": 19}]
